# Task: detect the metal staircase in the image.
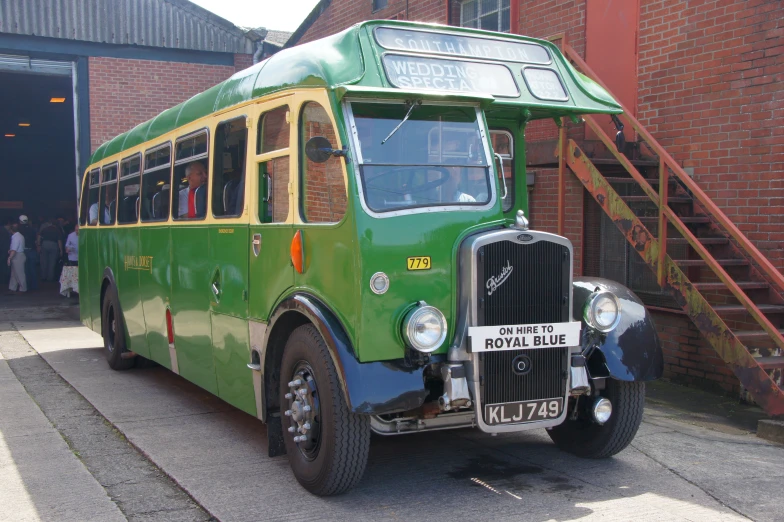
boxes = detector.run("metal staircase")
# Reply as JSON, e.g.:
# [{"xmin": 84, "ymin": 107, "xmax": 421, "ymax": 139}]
[{"xmin": 552, "ymin": 41, "xmax": 784, "ymax": 416}]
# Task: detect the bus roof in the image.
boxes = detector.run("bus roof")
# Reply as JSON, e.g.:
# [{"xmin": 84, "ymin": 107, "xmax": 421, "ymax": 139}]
[{"xmin": 89, "ymin": 20, "xmax": 621, "ymax": 165}]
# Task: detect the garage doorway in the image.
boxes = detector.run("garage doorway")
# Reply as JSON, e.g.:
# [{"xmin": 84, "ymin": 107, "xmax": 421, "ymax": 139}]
[{"xmin": 0, "ymin": 55, "xmax": 82, "ymax": 226}]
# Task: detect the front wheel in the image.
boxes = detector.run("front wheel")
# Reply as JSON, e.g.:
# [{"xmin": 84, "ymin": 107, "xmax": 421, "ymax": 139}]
[
  {"xmin": 548, "ymin": 380, "xmax": 645, "ymax": 458},
  {"xmin": 280, "ymin": 324, "xmax": 370, "ymax": 496}
]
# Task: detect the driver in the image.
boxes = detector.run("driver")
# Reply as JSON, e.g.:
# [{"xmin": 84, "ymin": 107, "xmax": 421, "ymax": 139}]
[{"xmin": 443, "ymin": 167, "xmax": 476, "ymax": 203}]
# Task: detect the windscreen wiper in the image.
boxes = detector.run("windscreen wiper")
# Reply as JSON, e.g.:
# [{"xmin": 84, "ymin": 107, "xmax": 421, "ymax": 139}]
[{"xmin": 381, "ymin": 100, "xmax": 421, "ymax": 145}]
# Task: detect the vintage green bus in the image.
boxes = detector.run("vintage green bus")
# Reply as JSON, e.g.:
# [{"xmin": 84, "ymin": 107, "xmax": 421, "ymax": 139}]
[{"xmin": 79, "ymin": 20, "xmax": 663, "ymax": 495}]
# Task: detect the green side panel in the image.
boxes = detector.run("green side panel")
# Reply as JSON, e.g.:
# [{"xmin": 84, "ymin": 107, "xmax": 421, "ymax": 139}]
[
  {"xmin": 248, "ymin": 224, "xmax": 294, "ymax": 321},
  {"xmin": 139, "ymin": 227, "xmax": 172, "ymax": 369},
  {"xmin": 170, "ymin": 226, "xmax": 217, "ymax": 394},
  {"xmin": 113, "ymin": 228, "xmax": 149, "ymax": 358},
  {"xmin": 176, "ymin": 83, "xmax": 224, "ymax": 129},
  {"xmin": 210, "ymin": 313, "xmax": 255, "ymax": 415},
  {"xmin": 78, "ymin": 229, "xmax": 98, "ymax": 331},
  {"xmin": 209, "ymin": 226, "xmax": 249, "ymax": 318},
  {"xmin": 295, "ymin": 218, "xmax": 359, "ymax": 354},
  {"xmin": 355, "ymin": 212, "xmax": 503, "ymax": 362}
]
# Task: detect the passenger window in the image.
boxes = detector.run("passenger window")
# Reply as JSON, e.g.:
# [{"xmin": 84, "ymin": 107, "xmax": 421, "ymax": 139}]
[
  {"xmin": 258, "ymin": 106, "xmax": 289, "ymax": 154},
  {"xmin": 172, "ymin": 131, "xmax": 209, "ymax": 220},
  {"xmin": 300, "ymin": 102, "xmax": 347, "ymax": 223},
  {"xmin": 85, "ymin": 170, "xmax": 101, "ymax": 225},
  {"xmin": 118, "ymin": 154, "xmax": 141, "ymax": 224},
  {"xmin": 490, "ymin": 130, "xmax": 514, "ymax": 212},
  {"xmin": 99, "ymin": 164, "xmax": 118, "ymax": 225},
  {"xmin": 212, "ymin": 117, "xmax": 247, "ymax": 218},
  {"xmin": 141, "ymin": 144, "xmax": 172, "ymax": 222},
  {"xmin": 258, "ymin": 157, "xmax": 290, "ymax": 223}
]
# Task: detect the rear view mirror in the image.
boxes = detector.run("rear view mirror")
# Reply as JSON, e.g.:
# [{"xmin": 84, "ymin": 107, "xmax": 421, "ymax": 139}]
[{"xmin": 305, "ymin": 136, "xmax": 334, "ymax": 163}]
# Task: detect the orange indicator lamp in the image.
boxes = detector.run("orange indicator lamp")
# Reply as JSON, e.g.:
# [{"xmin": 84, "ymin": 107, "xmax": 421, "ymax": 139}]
[{"xmin": 290, "ymin": 230, "xmax": 304, "ymax": 274}]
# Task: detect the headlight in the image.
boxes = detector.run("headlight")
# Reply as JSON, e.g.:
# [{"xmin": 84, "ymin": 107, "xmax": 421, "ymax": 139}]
[
  {"xmin": 583, "ymin": 291, "xmax": 621, "ymax": 333},
  {"xmin": 402, "ymin": 303, "xmax": 447, "ymax": 353}
]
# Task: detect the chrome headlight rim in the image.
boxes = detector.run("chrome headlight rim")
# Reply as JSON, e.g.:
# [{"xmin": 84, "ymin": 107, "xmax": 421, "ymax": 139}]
[
  {"xmin": 583, "ymin": 290, "xmax": 622, "ymax": 333},
  {"xmin": 401, "ymin": 302, "xmax": 447, "ymax": 354}
]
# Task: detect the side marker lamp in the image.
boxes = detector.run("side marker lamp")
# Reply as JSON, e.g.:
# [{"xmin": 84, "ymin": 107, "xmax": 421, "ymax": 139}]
[{"xmin": 290, "ymin": 230, "xmax": 304, "ymax": 274}]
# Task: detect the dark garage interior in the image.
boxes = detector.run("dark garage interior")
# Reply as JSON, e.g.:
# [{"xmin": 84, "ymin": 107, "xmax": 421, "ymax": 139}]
[{"xmin": 0, "ymin": 70, "xmax": 77, "ymax": 225}]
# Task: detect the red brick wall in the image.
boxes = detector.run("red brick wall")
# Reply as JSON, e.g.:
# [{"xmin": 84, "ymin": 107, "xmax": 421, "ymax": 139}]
[
  {"xmin": 298, "ymin": 0, "xmax": 445, "ymax": 44},
  {"xmin": 637, "ymin": 0, "xmax": 783, "ymax": 270},
  {"xmin": 88, "ymin": 54, "xmax": 252, "ymax": 152}
]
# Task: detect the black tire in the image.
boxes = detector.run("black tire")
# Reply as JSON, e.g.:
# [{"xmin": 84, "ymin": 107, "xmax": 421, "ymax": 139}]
[
  {"xmin": 548, "ymin": 380, "xmax": 645, "ymax": 458},
  {"xmin": 101, "ymin": 285, "xmax": 134, "ymax": 371},
  {"xmin": 280, "ymin": 324, "xmax": 370, "ymax": 496}
]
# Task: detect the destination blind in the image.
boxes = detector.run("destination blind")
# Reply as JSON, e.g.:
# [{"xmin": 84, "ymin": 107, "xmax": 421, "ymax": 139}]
[
  {"xmin": 375, "ymin": 27, "xmax": 551, "ymax": 65},
  {"xmin": 382, "ymin": 54, "xmax": 519, "ymax": 97}
]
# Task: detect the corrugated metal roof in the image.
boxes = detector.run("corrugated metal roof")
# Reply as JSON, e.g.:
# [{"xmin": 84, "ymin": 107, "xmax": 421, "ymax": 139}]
[{"xmin": 0, "ymin": 0, "xmax": 255, "ymax": 54}]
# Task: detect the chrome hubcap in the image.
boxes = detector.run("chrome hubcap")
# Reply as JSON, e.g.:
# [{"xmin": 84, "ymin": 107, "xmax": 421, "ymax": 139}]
[{"xmin": 284, "ymin": 363, "xmax": 321, "ymax": 459}]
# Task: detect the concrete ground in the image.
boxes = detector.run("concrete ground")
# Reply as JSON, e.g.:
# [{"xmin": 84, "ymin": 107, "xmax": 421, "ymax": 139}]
[{"xmin": 0, "ymin": 301, "xmax": 782, "ymax": 521}]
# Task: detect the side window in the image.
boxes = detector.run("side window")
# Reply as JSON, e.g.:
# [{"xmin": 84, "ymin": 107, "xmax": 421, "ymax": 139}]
[
  {"xmin": 212, "ymin": 117, "xmax": 247, "ymax": 218},
  {"xmin": 141, "ymin": 144, "xmax": 172, "ymax": 222},
  {"xmin": 490, "ymin": 130, "xmax": 514, "ymax": 212},
  {"xmin": 118, "ymin": 154, "xmax": 141, "ymax": 224},
  {"xmin": 99, "ymin": 164, "xmax": 118, "ymax": 225},
  {"xmin": 259, "ymin": 157, "xmax": 290, "ymax": 223},
  {"xmin": 300, "ymin": 102, "xmax": 347, "ymax": 223},
  {"xmin": 85, "ymin": 170, "xmax": 101, "ymax": 225},
  {"xmin": 172, "ymin": 131, "xmax": 209, "ymax": 220},
  {"xmin": 258, "ymin": 106, "xmax": 289, "ymax": 154}
]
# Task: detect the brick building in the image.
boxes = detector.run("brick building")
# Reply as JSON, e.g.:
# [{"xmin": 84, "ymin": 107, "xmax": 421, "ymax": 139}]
[
  {"xmin": 289, "ymin": 0, "xmax": 783, "ymax": 398},
  {"xmin": 0, "ymin": 0, "xmax": 289, "ymax": 221}
]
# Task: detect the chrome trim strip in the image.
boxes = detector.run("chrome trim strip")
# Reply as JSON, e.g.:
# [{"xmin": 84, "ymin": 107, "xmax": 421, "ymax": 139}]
[{"xmin": 370, "ymin": 411, "xmax": 476, "ymax": 435}]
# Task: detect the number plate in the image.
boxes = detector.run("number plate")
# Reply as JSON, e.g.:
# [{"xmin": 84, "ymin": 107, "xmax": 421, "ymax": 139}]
[
  {"xmin": 484, "ymin": 398, "xmax": 563, "ymax": 425},
  {"xmin": 406, "ymin": 256, "xmax": 431, "ymax": 270}
]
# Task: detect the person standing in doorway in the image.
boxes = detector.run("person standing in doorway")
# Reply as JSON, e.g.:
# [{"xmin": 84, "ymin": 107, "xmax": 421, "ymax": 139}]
[
  {"xmin": 18, "ymin": 215, "xmax": 39, "ymax": 291},
  {"xmin": 64, "ymin": 224, "xmax": 79, "ymax": 266},
  {"xmin": 7, "ymin": 222, "xmax": 27, "ymax": 293},
  {"xmin": 39, "ymin": 217, "xmax": 63, "ymax": 282}
]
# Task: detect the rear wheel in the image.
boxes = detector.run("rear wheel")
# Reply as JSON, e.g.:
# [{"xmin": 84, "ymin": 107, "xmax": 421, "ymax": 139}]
[
  {"xmin": 279, "ymin": 324, "xmax": 370, "ymax": 496},
  {"xmin": 548, "ymin": 379, "xmax": 644, "ymax": 458},
  {"xmin": 101, "ymin": 285, "xmax": 134, "ymax": 371}
]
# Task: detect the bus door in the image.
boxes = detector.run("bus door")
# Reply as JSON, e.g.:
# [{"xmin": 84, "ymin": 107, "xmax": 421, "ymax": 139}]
[
  {"xmin": 248, "ymin": 103, "xmax": 295, "ymax": 321},
  {"xmin": 79, "ymin": 169, "xmax": 100, "ymax": 329},
  {"xmin": 207, "ymin": 114, "xmax": 255, "ymax": 415},
  {"xmin": 169, "ymin": 130, "xmax": 218, "ymax": 395}
]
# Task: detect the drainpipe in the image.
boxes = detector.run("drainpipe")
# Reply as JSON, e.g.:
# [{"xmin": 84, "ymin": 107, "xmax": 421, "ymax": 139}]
[{"xmin": 253, "ymin": 40, "xmax": 264, "ymax": 64}]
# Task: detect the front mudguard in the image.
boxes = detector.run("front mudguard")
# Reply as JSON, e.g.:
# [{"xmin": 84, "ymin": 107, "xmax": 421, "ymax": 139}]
[{"xmin": 573, "ymin": 277, "xmax": 663, "ymax": 381}]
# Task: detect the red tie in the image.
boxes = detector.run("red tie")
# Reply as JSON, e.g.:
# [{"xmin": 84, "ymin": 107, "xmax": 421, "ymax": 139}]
[{"xmin": 188, "ymin": 188, "xmax": 196, "ymax": 218}]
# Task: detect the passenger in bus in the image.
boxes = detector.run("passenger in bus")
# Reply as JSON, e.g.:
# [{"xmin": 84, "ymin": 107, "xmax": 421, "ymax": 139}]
[
  {"xmin": 89, "ymin": 192, "xmax": 114, "ymax": 225},
  {"xmin": 178, "ymin": 162, "xmax": 207, "ymax": 219}
]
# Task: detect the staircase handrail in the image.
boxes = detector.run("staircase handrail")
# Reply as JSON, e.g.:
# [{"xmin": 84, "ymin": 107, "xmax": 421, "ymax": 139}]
[{"xmin": 559, "ymin": 42, "xmax": 784, "ymax": 293}]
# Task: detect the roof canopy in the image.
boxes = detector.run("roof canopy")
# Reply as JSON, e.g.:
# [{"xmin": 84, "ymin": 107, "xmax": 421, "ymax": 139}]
[{"xmin": 90, "ymin": 20, "xmax": 621, "ymax": 165}]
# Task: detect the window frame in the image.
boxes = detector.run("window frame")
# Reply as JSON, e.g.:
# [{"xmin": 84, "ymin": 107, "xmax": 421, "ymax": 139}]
[
  {"xmin": 172, "ymin": 128, "xmax": 210, "ymax": 221},
  {"xmin": 257, "ymin": 105, "xmax": 291, "ymax": 155},
  {"xmin": 255, "ymin": 103, "xmax": 292, "ymax": 225},
  {"xmin": 99, "ymin": 162, "xmax": 119, "ymax": 226},
  {"xmin": 117, "ymin": 153, "xmax": 142, "ymax": 225},
  {"xmin": 460, "ymin": 0, "xmax": 511, "ymax": 33},
  {"xmin": 343, "ymin": 98, "xmax": 497, "ymax": 219},
  {"xmin": 212, "ymin": 115, "xmax": 248, "ymax": 220},
  {"xmin": 298, "ymin": 100, "xmax": 349, "ymax": 225},
  {"xmin": 141, "ymin": 141, "xmax": 173, "ymax": 223}
]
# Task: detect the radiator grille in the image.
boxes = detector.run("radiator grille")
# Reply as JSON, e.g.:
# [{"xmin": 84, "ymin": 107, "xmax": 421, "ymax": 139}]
[
  {"xmin": 481, "ymin": 348, "xmax": 569, "ymax": 407},
  {"xmin": 477, "ymin": 240, "xmax": 570, "ymax": 326},
  {"xmin": 476, "ymin": 238, "xmax": 571, "ymax": 412}
]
